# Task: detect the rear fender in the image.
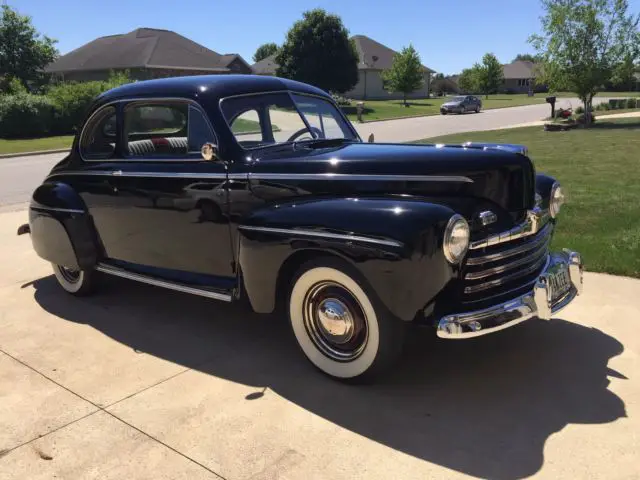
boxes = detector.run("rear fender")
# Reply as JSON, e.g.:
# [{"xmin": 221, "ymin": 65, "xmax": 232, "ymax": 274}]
[
  {"xmin": 29, "ymin": 182, "xmax": 101, "ymax": 270},
  {"xmin": 238, "ymin": 197, "xmax": 458, "ymax": 321}
]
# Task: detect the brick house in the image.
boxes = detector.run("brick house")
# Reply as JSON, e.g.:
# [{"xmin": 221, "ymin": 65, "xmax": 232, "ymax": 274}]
[{"xmin": 45, "ymin": 28, "xmax": 252, "ymax": 82}]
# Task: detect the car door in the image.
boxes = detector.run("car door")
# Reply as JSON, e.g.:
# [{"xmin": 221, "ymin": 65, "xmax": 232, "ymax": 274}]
[{"xmin": 77, "ymin": 99, "xmax": 235, "ymax": 289}]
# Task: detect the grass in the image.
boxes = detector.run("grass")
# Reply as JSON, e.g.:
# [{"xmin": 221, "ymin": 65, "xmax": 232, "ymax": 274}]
[
  {"xmin": 344, "ymin": 94, "xmax": 547, "ymax": 122},
  {"xmin": 555, "ymin": 91, "xmax": 640, "ymax": 98},
  {"xmin": 417, "ymin": 118, "xmax": 640, "ymax": 278},
  {"xmin": 0, "ymin": 135, "xmax": 74, "ymax": 155}
]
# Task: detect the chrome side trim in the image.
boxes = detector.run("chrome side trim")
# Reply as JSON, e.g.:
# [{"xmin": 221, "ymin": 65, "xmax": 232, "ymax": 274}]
[
  {"xmin": 45, "ymin": 171, "xmax": 228, "ymax": 181},
  {"xmin": 29, "ymin": 205, "xmax": 85, "ymax": 214},
  {"xmin": 45, "ymin": 170, "xmax": 471, "ymax": 184},
  {"xmin": 96, "ymin": 263, "xmax": 232, "ymax": 302},
  {"xmin": 438, "ymin": 250, "xmax": 583, "ymax": 339},
  {"xmin": 467, "ymin": 223, "xmax": 553, "ymax": 265},
  {"xmin": 248, "ymin": 173, "xmax": 474, "ymax": 183},
  {"xmin": 470, "ymin": 207, "xmax": 551, "ymax": 250},
  {"xmin": 238, "ymin": 225, "xmax": 403, "ymax": 248}
]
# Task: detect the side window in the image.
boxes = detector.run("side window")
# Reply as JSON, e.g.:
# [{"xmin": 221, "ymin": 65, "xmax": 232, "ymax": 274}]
[
  {"xmin": 124, "ymin": 103, "xmax": 189, "ymax": 157},
  {"xmin": 230, "ymin": 109, "xmax": 261, "ymax": 136},
  {"xmin": 80, "ymin": 106, "xmax": 117, "ymax": 160}
]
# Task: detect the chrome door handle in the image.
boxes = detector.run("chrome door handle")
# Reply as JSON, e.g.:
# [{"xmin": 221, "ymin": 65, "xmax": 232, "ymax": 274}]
[{"xmin": 112, "ymin": 170, "xmax": 123, "ymax": 176}]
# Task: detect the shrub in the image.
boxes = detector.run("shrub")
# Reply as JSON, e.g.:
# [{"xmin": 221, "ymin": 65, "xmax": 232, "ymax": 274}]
[
  {"xmin": 0, "ymin": 94, "xmax": 55, "ymax": 138},
  {"xmin": 626, "ymin": 98, "xmax": 637, "ymax": 109},
  {"xmin": 575, "ymin": 106, "xmax": 585, "ymax": 114},
  {"xmin": 595, "ymin": 102, "xmax": 611, "ymax": 111},
  {"xmin": 331, "ymin": 93, "xmax": 351, "ymax": 106},
  {"xmin": 0, "ymin": 76, "xmax": 28, "ymax": 95},
  {"xmin": 47, "ymin": 72, "xmax": 132, "ymax": 134}
]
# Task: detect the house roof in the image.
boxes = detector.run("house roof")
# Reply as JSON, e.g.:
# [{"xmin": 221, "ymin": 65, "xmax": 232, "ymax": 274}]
[
  {"xmin": 251, "ymin": 35, "xmax": 434, "ymax": 75},
  {"xmin": 252, "ymin": 53, "xmax": 278, "ymax": 75},
  {"xmin": 45, "ymin": 28, "xmax": 251, "ymax": 74},
  {"xmin": 503, "ymin": 60, "xmax": 536, "ymax": 79},
  {"xmin": 351, "ymin": 35, "xmax": 434, "ymax": 72}
]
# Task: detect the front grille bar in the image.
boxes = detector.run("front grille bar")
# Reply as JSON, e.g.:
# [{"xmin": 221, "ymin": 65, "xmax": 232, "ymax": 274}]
[
  {"xmin": 467, "ymin": 223, "xmax": 553, "ymax": 266},
  {"xmin": 464, "ymin": 253, "xmax": 549, "ymax": 294}
]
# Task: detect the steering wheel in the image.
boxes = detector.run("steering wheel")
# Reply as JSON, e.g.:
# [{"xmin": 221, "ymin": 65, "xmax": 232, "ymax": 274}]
[{"xmin": 287, "ymin": 126, "xmax": 324, "ymax": 142}]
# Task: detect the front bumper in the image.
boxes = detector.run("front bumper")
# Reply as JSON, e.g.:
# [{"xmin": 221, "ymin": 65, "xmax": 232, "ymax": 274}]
[{"xmin": 437, "ymin": 249, "xmax": 583, "ymax": 339}]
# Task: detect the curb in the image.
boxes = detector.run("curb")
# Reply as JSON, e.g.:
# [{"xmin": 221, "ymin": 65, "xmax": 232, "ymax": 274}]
[{"xmin": 0, "ymin": 148, "xmax": 71, "ymax": 159}]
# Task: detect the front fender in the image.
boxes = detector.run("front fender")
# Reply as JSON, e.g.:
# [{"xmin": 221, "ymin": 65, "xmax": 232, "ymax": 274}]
[
  {"xmin": 239, "ymin": 197, "xmax": 458, "ymax": 321},
  {"xmin": 29, "ymin": 182, "xmax": 102, "ymax": 270},
  {"xmin": 535, "ymin": 173, "xmax": 557, "ymax": 208}
]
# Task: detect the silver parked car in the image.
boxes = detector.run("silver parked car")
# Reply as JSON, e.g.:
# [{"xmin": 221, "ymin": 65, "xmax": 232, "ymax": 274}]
[{"xmin": 440, "ymin": 95, "xmax": 482, "ymax": 114}]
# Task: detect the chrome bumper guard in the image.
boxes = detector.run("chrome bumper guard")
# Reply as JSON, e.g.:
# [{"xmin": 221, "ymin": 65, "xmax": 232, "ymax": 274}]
[{"xmin": 437, "ymin": 249, "xmax": 583, "ymax": 339}]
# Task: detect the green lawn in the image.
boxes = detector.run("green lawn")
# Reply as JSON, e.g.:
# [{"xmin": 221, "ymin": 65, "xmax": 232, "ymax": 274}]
[
  {"xmin": 0, "ymin": 136, "xmax": 74, "ymax": 155},
  {"xmin": 555, "ymin": 91, "xmax": 640, "ymax": 98},
  {"xmin": 345, "ymin": 94, "xmax": 547, "ymax": 122},
  {"xmin": 417, "ymin": 118, "xmax": 640, "ymax": 278}
]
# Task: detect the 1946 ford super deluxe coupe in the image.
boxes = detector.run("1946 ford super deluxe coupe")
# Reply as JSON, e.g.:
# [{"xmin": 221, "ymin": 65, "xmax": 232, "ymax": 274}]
[{"xmin": 18, "ymin": 75, "xmax": 583, "ymax": 381}]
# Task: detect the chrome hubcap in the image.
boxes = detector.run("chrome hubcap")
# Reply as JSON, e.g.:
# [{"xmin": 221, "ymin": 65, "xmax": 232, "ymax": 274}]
[
  {"xmin": 58, "ymin": 266, "xmax": 81, "ymax": 283},
  {"xmin": 303, "ymin": 281, "xmax": 368, "ymax": 362}
]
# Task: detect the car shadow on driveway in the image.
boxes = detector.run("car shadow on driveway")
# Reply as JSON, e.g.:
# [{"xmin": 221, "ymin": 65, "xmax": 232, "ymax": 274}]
[{"xmin": 30, "ymin": 274, "xmax": 626, "ymax": 480}]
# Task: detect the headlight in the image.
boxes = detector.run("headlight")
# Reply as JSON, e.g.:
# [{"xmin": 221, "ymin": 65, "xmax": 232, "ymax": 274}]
[
  {"xmin": 549, "ymin": 183, "xmax": 565, "ymax": 218},
  {"xmin": 444, "ymin": 214, "xmax": 470, "ymax": 264}
]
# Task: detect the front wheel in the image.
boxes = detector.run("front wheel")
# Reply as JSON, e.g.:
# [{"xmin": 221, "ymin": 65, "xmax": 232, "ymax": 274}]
[
  {"xmin": 288, "ymin": 259, "xmax": 404, "ymax": 381},
  {"xmin": 51, "ymin": 264, "xmax": 97, "ymax": 296}
]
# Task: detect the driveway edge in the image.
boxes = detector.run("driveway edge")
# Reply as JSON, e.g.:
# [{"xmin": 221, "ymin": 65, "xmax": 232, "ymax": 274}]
[{"xmin": 0, "ymin": 148, "xmax": 71, "ymax": 159}]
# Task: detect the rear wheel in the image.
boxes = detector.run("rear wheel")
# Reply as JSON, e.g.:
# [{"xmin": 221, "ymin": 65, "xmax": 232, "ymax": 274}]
[
  {"xmin": 288, "ymin": 258, "xmax": 404, "ymax": 381},
  {"xmin": 475, "ymin": 105, "xmax": 481, "ymax": 113},
  {"xmin": 51, "ymin": 264, "xmax": 97, "ymax": 296}
]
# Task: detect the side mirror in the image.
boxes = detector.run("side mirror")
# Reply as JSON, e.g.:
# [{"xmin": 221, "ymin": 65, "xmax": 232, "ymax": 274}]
[
  {"xmin": 367, "ymin": 133, "xmax": 375, "ymax": 143},
  {"xmin": 201, "ymin": 143, "xmax": 218, "ymax": 161}
]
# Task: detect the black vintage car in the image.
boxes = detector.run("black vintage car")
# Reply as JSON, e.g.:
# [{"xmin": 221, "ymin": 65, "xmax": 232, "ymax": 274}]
[{"xmin": 19, "ymin": 75, "xmax": 582, "ymax": 381}]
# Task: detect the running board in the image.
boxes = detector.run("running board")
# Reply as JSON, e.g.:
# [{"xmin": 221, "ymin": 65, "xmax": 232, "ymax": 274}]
[{"xmin": 96, "ymin": 263, "xmax": 233, "ymax": 302}]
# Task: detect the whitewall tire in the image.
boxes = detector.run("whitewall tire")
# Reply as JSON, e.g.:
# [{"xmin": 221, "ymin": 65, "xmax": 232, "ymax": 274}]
[
  {"xmin": 51, "ymin": 264, "xmax": 96, "ymax": 296},
  {"xmin": 288, "ymin": 260, "xmax": 404, "ymax": 381}
]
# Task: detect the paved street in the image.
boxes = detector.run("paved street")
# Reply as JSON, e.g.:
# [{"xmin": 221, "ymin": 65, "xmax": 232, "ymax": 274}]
[
  {"xmin": 0, "ymin": 97, "xmax": 597, "ymax": 210},
  {"xmin": 0, "ymin": 207, "xmax": 639, "ymax": 479}
]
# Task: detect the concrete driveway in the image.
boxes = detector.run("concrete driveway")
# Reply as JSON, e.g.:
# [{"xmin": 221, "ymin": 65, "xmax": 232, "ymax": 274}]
[{"xmin": 0, "ymin": 207, "xmax": 638, "ymax": 479}]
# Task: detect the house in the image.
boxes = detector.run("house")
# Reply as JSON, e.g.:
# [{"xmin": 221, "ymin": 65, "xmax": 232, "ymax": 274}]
[
  {"xmin": 502, "ymin": 60, "xmax": 537, "ymax": 93},
  {"xmin": 252, "ymin": 53, "xmax": 278, "ymax": 76},
  {"xmin": 431, "ymin": 75, "xmax": 461, "ymax": 95},
  {"xmin": 250, "ymin": 35, "xmax": 434, "ymax": 100},
  {"xmin": 45, "ymin": 28, "xmax": 253, "ymax": 82}
]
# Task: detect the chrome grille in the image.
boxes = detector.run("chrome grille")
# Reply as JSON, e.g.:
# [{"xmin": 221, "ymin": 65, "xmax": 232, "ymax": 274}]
[{"xmin": 462, "ymin": 223, "xmax": 553, "ymax": 305}]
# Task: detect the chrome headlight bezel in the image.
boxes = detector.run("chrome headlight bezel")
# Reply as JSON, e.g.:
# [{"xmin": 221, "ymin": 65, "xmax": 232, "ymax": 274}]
[
  {"xmin": 444, "ymin": 214, "xmax": 470, "ymax": 264},
  {"xmin": 549, "ymin": 182, "xmax": 565, "ymax": 218}
]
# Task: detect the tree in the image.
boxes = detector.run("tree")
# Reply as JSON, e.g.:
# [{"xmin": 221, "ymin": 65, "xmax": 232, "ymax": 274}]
[
  {"xmin": 530, "ymin": 0, "xmax": 640, "ymax": 125},
  {"xmin": 611, "ymin": 54, "xmax": 638, "ymax": 90},
  {"xmin": 476, "ymin": 53, "xmax": 504, "ymax": 98},
  {"xmin": 253, "ymin": 42, "xmax": 278, "ymax": 63},
  {"xmin": 0, "ymin": 5, "xmax": 58, "ymax": 90},
  {"xmin": 512, "ymin": 53, "xmax": 541, "ymax": 62},
  {"xmin": 276, "ymin": 9, "xmax": 358, "ymax": 94},
  {"xmin": 381, "ymin": 45, "xmax": 424, "ymax": 106},
  {"xmin": 458, "ymin": 67, "xmax": 480, "ymax": 93}
]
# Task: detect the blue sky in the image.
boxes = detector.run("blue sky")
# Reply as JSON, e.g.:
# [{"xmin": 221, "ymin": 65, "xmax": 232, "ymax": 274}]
[{"xmin": 10, "ymin": 0, "xmax": 640, "ymax": 74}]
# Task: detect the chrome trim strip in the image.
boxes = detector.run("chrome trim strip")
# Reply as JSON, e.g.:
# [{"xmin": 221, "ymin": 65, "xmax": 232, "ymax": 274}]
[
  {"xmin": 464, "ymin": 237, "xmax": 551, "ymax": 280},
  {"xmin": 238, "ymin": 225, "xmax": 404, "ymax": 248},
  {"xmin": 470, "ymin": 208, "xmax": 550, "ymax": 250},
  {"xmin": 466, "ymin": 223, "xmax": 553, "ymax": 265},
  {"xmin": 29, "ymin": 205, "xmax": 85, "ymax": 214},
  {"xmin": 96, "ymin": 263, "xmax": 232, "ymax": 302},
  {"xmin": 438, "ymin": 250, "xmax": 583, "ymax": 339},
  {"xmin": 44, "ymin": 170, "xmax": 471, "ymax": 184},
  {"xmin": 464, "ymin": 254, "xmax": 549, "ymax": 294},
  {"xmin": 248, "ymin": 173, "xmax": 474, "ymax": 183}
]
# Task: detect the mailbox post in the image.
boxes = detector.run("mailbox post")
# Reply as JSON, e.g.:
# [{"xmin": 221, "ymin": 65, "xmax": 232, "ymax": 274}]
[
  {"xmin": 356, "ymin": 102, "xmax": 364, "ymax": 122},
  {"xmin": 546, "ymin": 96, "xmax": 557, "ymax": 119}
]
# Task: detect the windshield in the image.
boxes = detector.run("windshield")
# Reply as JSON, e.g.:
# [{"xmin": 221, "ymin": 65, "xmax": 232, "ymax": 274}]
[
  {"xmin": 220, "ymin": 91, "xmax": 358, "ymax": 150},
  {"xmin": 450, "ymin": 96, "xmax": 466, "ymax": 102}
]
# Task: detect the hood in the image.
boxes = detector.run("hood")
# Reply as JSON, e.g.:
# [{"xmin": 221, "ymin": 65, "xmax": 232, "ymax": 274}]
[{"xmin": 250, "ymin": 142, "xmax": 536, "ymax": 216}]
